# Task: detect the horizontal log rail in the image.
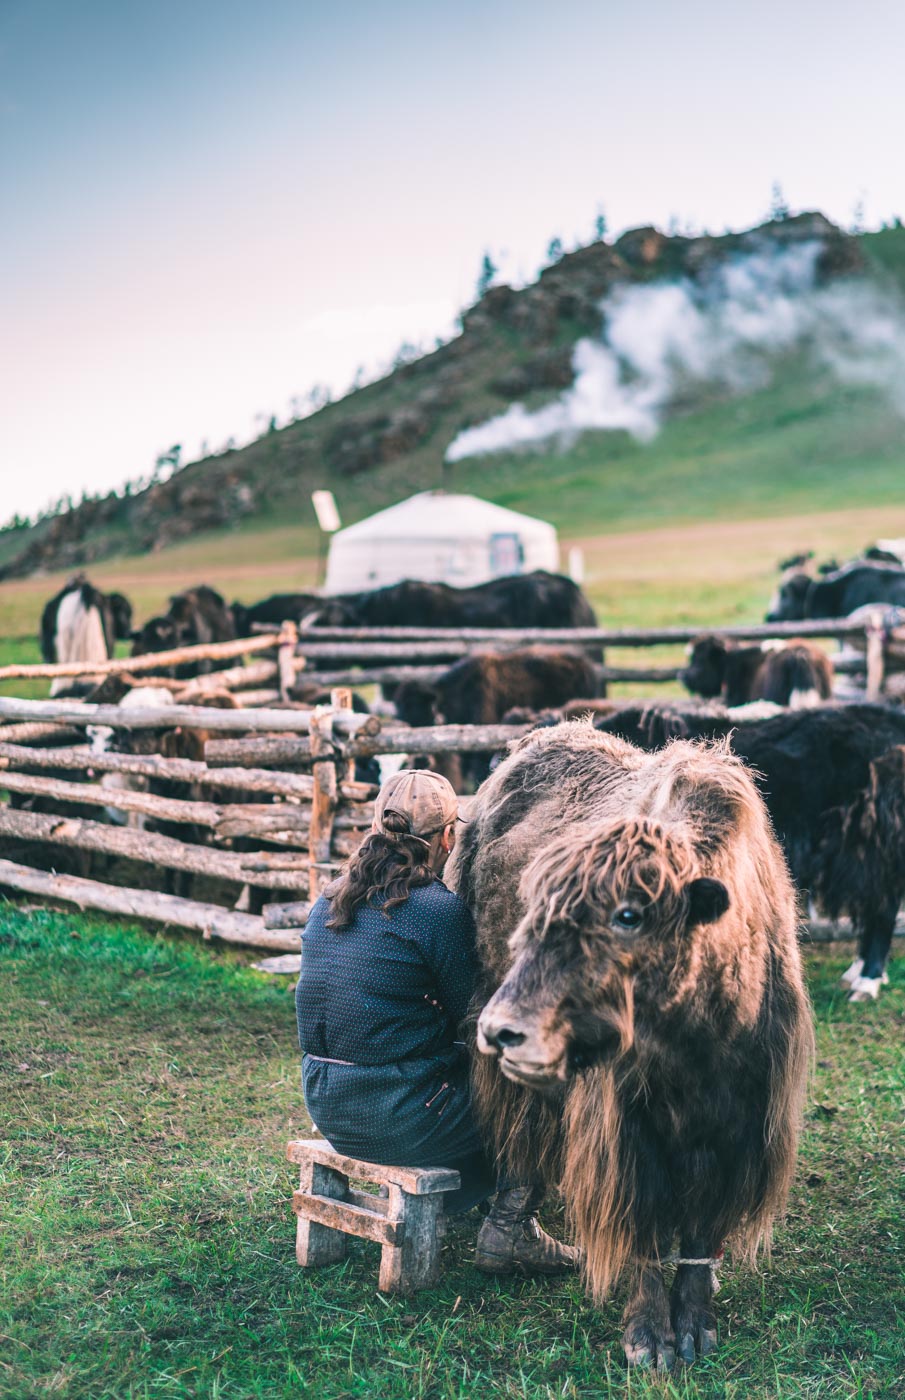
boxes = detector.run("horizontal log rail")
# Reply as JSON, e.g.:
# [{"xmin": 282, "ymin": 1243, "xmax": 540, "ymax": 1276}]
[
  {"xmin": 293, "ymin": 619, "xmax": 871, "ymax": 646},
  {"xmin": 175, "ymin": 659, "xmax": 280, "ymax": 699},
  {"xmin": 205, "ymin": 723, "xmax": 532, "ymax": 766},
  {"xmin": 0, "ymin": 857, "xmax": 300, "ymax": 951},
  {"xmin": 204, "ymin": 737, "xmax": 314, "ymax": 767},
  {"xmin": 344, "ymin": 723, "xmax": 532, "ymax": 757},
  {"xmin": 297, "ymin": 656, "xmax": 864, "ymax": 689},
  {"xmin": 0, "ymin": 742, "xmax": 377, "ymax": 802},
  {"xmin": 0, "ymin": 696, "xmax": 379, "ymax": 735},
  {"xmin": 0, "ymin": 769, "xmax": 368, "ymax": 849},
  {"xmin": 0, "ymin": 807, "xmax": 310, "ymax": 891},
  {"xmin": 0, "ymin": 722, "xmax": 84, "ymax": 745},
  {"xmin": 263, "ymin": 899, "xmax": 312, "ymax": 929},
  {"xmin": 0, "ymin": 632, "xmax": 282, "ymax": 682},
  {"xmin": 0, "ymin": 770, "xmax": 243, "ymax": 827},
  {"xmin": 297, "ymin": 641, "xmax": 474, "ymax": 662}
]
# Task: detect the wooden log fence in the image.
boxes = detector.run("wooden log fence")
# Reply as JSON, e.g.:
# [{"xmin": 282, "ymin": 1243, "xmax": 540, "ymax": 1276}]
[
  {"xmin": 0, "ymin": 687, "xmax": 381, "ymax": 948},
  {"xmin": 0, "ymin": 609, "xmax": 889, "ymax": 700},
  {"xmin": 0, "ymin": 611, "xmax": 899, "ymax": 948},
  {"xmin": 0, "ymin": 695, "xmax": 378, "ymax": 735},
  {"xmin": 0, "ymin": 857, "xmax": 300, "ymax": 951},
  {"xmin": 0, "ymin": 807, "xmax": 311, "ymax": 891},
  {"xmin": 0, "ymin": 632, "xmax": 282, "ymax": 682},
  {"xmin": 290, "ymin": 619, "xmax": 874, "ymax": 645},
  {"xmin": 0, "ymin": 742, "xmax": 377, "ymax": 802}
]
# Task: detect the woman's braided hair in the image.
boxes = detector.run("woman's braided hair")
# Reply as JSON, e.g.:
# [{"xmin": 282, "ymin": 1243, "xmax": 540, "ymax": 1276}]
[{"xmin": 326, "ymin": 809, "xmax": 444, "ymax": 929}]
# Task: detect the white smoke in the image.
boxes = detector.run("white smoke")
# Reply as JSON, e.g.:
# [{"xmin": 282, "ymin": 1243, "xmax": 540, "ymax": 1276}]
[{"xmin": 445, "ymin": 242, "xmax": 905, "ymax": 462}]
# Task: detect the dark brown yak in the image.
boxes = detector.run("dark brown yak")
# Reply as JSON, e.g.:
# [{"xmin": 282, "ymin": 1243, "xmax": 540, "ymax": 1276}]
[{"xmin": 450, "ymin": 720, "xmax": 812, "ymax": 1370}]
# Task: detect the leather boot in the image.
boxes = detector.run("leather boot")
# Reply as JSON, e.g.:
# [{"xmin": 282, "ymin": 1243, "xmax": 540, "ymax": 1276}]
[{"xmin": 474, "ymin": 1186, "xmax": 580, "ymax": 1276}]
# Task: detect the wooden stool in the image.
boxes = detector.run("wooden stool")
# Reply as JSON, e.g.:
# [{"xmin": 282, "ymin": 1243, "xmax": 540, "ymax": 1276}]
[{"xmin": 287, "ymin": 1139, "xmax": 461, "ymax": 1294}]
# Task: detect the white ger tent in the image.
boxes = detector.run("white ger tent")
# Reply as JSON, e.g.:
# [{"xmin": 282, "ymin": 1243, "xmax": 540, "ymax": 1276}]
[{"xmin": 323, "ymin": 491, "xmax": 559, "ymax": 594}]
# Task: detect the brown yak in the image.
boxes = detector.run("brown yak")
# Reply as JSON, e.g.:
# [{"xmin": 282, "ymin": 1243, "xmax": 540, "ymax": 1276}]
[{"xmin": 449, "ymin": 719, "xmax": 812, "ymax": 1370}]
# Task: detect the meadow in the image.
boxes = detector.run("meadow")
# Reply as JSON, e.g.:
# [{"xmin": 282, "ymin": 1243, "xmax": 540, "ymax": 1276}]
[
  {"xmin": 4, "ymin": 497, "xmax": 905, "ymax": 701},
  {"xmin": 2, "ymin": 346, "xmax": 905, "ymax": 1395},
  {"xmin": 1, "ymin": 908, "xmax": 902, "ymax": 1399}
]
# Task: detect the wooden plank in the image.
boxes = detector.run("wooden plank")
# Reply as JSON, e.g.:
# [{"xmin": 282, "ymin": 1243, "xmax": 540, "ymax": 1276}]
[
  {"xmin": 212, "ymin": 808, "xmax": 368, "ymax": 838},
  {"xmin": 207, "ymin": 724, "xmax": 530, "ymax": 764},
  {"xmin": 0, "ymin": 742, "xmax": 377, "ymax": 803},
  {"xmin": 0, "ymin": 807, "xmax": 309, "ymax": 892},
  {"xmin": 174, "ymin": 659, "xmax": 279, "ymax": 699},
  {"xmin": 308, "ymin": 706, "xmax": 338, "ymax": 901},
  {"xmin": 0, "ymin": 634, "xmax": 281, "ymax": 682},
  {"xmin": 282, "ymin": 657, "xmax": 861, "ymax": 689},
  {"xmin": 0, "ymin": 696, "xmax": 375, "ymax": 735},
  {"xmin": 0, "ymin": 771, "xmax": 362, "ymax": 851},
  {"xmin": 298, "ymin": 642, "xmax": 472, "ymax": 661},
  {"xmin": 331, "ymin": 690, "xmax": 357, "ymax": 786},
  {"xmin": 203, "ymin": 736, "xmax": 380, "ymax": 791},
  {"xmin": 378, "ymin": 1191, "xmax": 442, "ymax": 1294},
  {"xmin": 263, "ymin": 900, "xmax": 312, "ymax": 929},
  {"xmin": 0, "ymin": 858, "xmax": 299, "ymax": 950},
  {"xmin": 278, "ymin": 623, "xmax": 300, "ymax": 703},
  {"xmin": 344, "ymin": 723, "xmax": 533, "ymax": 757},
  {"xmin": 252, "ymin": 953, "xmax": 302, "ymax": 975},
  {"xmin": 205, "ymin": 737, "xmax": 313, "ymax": 767},
  {"xmin": 292, "ymin": 1190, "xmax": 404, "ymax": 1246},
  {"xmin": 347, "ymin": 1187, "xmax": 390, "ymax": 1217},
  {"xmin": 293, "ymin": 620, "xmax": 868, "ymax": 645},
  {"xmin": 287, "ymin": 1140, "xmax": 460, "ymax": 1196},
  {"xmin": 0, "ymin": 770, "xmax": 229, "ymax": 827},
  {"xmin": 866, "ymin": 620, "xmax": 886, "ymax": 700},
  {"xmin": 295, "ymin": 1161, "xmax": 348, "ymax": 1267},
  {"xmin": 298, "ymin": 664, "xmax": 449, "ymax": 688},
  {"xmin": 0, "ymin": 723, "xmax": 83, "ymax": 745},
  {"xmin": 0, "ymin": 742, "xmax": 322, "ymax": 799}
]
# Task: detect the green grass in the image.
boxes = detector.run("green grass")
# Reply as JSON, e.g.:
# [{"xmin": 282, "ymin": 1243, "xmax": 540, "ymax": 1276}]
[{"xmin": 1, "ymin": 907, "xmax": 902, "ymax": 1398}]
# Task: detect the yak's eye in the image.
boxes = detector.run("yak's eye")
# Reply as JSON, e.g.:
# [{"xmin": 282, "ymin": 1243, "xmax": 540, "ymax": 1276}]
[{"xmin": 612, "ymin": 905, "xmax": 643, "ymax": 931}]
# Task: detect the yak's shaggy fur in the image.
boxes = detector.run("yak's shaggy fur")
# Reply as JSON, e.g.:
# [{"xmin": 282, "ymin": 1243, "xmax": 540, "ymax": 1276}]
[{"xmin": 450, "ymin": 720, "xmax": 812, "ymax": 1340}]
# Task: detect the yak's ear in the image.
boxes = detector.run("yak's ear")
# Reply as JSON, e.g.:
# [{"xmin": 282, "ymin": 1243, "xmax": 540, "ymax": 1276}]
[{"xmin": 686, "ymin": 877, "xmax": 730, "ymax": 928}]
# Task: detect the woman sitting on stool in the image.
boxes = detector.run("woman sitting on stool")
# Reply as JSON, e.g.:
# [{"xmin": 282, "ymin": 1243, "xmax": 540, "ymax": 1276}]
[{"xmin": 295, "ymin": 768, "xmax": 577, "ymax": 1275}]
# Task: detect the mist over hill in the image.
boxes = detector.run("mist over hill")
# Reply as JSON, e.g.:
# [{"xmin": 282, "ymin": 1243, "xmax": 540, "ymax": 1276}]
[{"xmin": 4, "ymin": 212, "xmax": 905, "ymax": 580}]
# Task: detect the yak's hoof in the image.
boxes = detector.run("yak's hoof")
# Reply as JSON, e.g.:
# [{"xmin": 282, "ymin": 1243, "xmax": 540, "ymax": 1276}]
[
  {"xmin": 623, "ymin": 1321, "xmax": 676, "ymax": 1371},
  {"xmin": 841, "ymin": 959, "xmax": 888, "ymax": 996},
  {"xmin": 848, "ymin": 976, "xmax": 883, "ymax": 1003},
  {"xmin": 676, "ymin": 1327, "xmax": 717, "ymax": 1363},
  {"xmin": 672, "ymin": 1307, "xmax": 717, "ymax": 1363}
]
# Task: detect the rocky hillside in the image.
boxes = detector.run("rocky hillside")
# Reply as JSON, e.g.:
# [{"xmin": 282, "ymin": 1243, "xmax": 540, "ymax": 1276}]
[{"xmin": 0, "ymin": 213, "xmax": 879, "ymax": 578}]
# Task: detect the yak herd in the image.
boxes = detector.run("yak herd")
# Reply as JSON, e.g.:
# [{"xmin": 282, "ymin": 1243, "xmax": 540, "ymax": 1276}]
[{"xmin": 28, "ymin": 543, "xmax": 904, "ymax": 1368}]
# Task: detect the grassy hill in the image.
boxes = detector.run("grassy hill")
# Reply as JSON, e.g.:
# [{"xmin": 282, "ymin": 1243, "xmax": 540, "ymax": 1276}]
[
  {"xmin": 3, "ymin": 217, "xmax": 905, "ymax": 684},
  {"xmin": 4, "ymin": 216, "xmax": 905, "ymax": 576}
]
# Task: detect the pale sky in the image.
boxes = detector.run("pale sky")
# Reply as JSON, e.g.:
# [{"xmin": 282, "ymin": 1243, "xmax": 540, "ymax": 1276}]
[{"xmin": 2, "ymin": 0, "xmax": 904, "ymax": 520}]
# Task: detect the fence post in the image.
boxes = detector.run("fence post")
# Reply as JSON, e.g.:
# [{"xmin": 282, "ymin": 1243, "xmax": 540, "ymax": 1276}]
[
  {"xmin": 866, "ymin": 612, "xmax": 886, "ymax": 700},
  {"xmin": 278, "ymin": 621, "xmax": 299, "ymax": 703},
  {"xmin": 308, "ymin": 702, "xmax": 338, "ymax": 902},
  {"xmin": 330, "ymin": 688, "xmax": 357, "ymax": 785}
]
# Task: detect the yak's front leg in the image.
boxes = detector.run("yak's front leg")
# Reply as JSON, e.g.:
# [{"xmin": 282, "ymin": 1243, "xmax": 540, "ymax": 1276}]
[
  {"xmin": 622, "ymin": 1254, "xmax": 675, "ymax": 1370},
  {"xmin": 670, "ymin": 1236, "xmax": 719, "ymax": 1364},
  {"xmin": 846, "ymin": 897, "xmax": 897, "ymax": 1002}
]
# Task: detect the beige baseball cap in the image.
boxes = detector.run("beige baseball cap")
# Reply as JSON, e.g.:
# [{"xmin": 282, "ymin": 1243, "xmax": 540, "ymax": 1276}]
[{"xmin": 374, "ymin": 769, "xmax": 461, "ymax": 838}]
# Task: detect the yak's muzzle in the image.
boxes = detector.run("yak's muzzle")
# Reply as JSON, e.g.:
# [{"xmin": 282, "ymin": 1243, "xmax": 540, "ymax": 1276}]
[{"xmin": 477, "ymin": 998, "xmax": 569, "ymax": 1088}]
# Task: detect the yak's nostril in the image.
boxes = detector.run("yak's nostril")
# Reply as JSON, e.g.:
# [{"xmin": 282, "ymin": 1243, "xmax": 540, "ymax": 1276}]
[{"xmin": 493, "ymin": 1026, "xmax": 527, "ymax": 1049}]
